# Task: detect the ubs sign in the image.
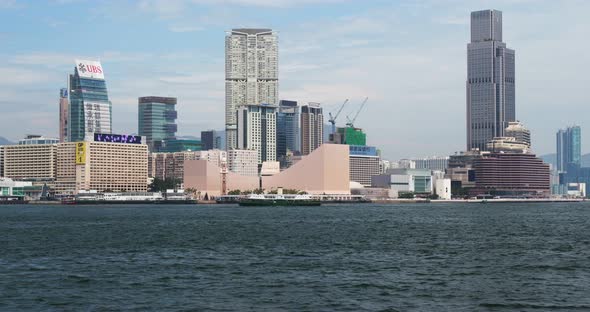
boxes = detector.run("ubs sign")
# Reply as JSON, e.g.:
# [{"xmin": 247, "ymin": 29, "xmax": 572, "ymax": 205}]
[{"xmin": 75, "ymin": 59, "xmax": 105, "ymax": 79}]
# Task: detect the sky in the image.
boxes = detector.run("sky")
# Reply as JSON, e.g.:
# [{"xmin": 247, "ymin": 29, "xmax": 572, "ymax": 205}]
[{"xmin": 0, "ymin": 0, "xmax": 588, "ymax": 160}]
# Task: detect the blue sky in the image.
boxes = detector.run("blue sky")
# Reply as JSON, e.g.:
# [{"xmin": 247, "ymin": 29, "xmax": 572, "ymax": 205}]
[{"xmin": 0, "ymin": 0, "xmax": 588, "ymax": 160}]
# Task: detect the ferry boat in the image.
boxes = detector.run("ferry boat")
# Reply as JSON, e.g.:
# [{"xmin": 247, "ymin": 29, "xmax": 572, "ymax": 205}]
[{"xmin": 238, "ymin": 194, "xmax": 321, "ymax": 206}]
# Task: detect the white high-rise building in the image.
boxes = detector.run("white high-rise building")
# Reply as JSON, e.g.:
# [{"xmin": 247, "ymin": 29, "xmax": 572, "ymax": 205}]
[
  {"xmin": 225, "ymin": 28, "xmax": 278, "ymax": 150},
  {"xmin": 237, "ymin": 104, "xmax": 277, "ymax": 164}
]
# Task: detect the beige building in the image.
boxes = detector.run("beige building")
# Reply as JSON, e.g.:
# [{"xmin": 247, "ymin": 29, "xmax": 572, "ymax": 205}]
[
  {"xmin": 2, "ymin": 143, "xmax": 57, "ymax": 181},
  {"xmin": 55, "ymin": 142, "xmax": 148, "ymax": 194},
  {"xmin": 149, "ymin": 150, "xmax": 227, "ymax": 181},
  {"xmin": 184, "ymin": 144, "xmax": 350, "ymax": 197}
]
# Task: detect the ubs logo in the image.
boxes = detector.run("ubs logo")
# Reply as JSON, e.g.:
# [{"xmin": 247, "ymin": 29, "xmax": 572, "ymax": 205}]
[{"xmin": 78, "ymin": 63, "xmax": 87, "ymax": 73}]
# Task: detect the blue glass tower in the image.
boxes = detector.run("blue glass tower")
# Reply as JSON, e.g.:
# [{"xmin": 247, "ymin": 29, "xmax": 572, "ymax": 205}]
[
  {"xmin": 138, "ymin": 96, "xmax": 178, "ymax": 151},
  {"xmin": 556, "ymin": 126, "xmax": 581, "ymax": 172},
  {"xmin": 68, "ymin": 60, "xmax": 112, "ymax": 142}
]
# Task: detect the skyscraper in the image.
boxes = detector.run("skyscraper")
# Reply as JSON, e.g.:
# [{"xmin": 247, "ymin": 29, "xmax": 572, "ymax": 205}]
[
  {"xmin": 300, "ymin": 103, "xmax": 324, "ymax": 155},
  {"xmin": 59, "ymin": 88, "xmax": 68, "ymax": 143},
  {"xmin": 276, "ymin": 100, "xmax": 300, "ymax": 161},
  {"xmin": 237, "ymin": 104, "xmax": 277, "ymax": 164},
  {"xmin": 138, "ymin": 96, "xmax": 178, "ymax": 151},
  {"xmin": 556, "ymin": 126, "xmax": 581, "ymax": 172},
  {"xmin": 225, "ymin": 28, "xmax": 278, "ymax": 150},
  {"xmin": 467, "ymin": 10, "xmax": 515, "ymax": 151},
  {"xmin": 68, "ymin": 60, "xmax": 112, "ymax": 142}
]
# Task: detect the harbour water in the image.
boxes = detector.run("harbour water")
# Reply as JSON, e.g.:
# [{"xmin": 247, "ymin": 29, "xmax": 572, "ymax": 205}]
[{"xmin": 1, "ymin": 203, "xmax": 589, "ymax": 311}]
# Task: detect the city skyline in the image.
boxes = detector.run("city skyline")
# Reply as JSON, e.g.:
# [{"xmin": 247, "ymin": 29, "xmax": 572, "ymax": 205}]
[{"xmin": 0, "ymin": 1, "xmax": 589, "ymax": 159}]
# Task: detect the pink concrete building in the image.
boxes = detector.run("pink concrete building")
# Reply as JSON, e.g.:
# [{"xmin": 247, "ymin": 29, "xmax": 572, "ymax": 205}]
[{"xmin": 184, "ymin": 144, "xmax": 350, "ymax": 197}]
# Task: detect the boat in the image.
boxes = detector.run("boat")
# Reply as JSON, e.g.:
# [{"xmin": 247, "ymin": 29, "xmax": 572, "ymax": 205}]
[{"xmin": 238, "ymin": 194, "xmax": 321, "ymax": 206}]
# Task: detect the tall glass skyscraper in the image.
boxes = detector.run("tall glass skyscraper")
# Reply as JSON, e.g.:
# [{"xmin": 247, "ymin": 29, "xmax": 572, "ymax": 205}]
[
  {"xmin": 467, "ymin": 10, "xmax": 515, "ymax": 151},
  {"xmin": 68, "ymin": 60, "xmax": 112, "ymax": 142},
  {"xmin": 225, "ymin": 28, "xmax": 278, "ymax": 150},
  {"xmin": 300, "ymin": 103, "xmax": 324, "ymax": 156},
  {"xmin": 277, "ymin": 100, "xmax": 300, "ymax": 161},
  {"xmin": 556, "ymin": 126, "xmax": 581, "ymax": 172},
  {"xmin": 138, "ymin": 96, "xmax": 178, "ymax": 151}
]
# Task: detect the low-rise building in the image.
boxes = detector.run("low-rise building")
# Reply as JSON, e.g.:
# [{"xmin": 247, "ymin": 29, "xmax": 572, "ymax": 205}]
[
  {"xmin": 55, "ymin": 138, "xmax": 148, "ymax": 194},
  {"xmin": 2, "ymin": 142, "xmax": 57, "ymax": 181},
  {"xmin": 372, "ymin": 168, "xmax": 433, "ymax": 197}
]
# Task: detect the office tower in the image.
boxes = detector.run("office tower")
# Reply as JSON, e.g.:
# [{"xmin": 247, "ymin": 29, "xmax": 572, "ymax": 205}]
[
  {"xmin": 68, "ymin": 60, "xmax": 112, "ymax": 142},
  {"xmin": 300, "ymin": 103, "xmax": 324, "ymax": 155},
  {"xmin": 237, "ymin": 104, "xmax": 277, "ymax": 164},
  {"xmin": 201, "ymin": 130, "xmax": 222, "ymax": 151},
  {"xmin": 59, "ymin": 88, "xmax": 68, "ymax": 142},
  {"xmin": 466, "ymin": 10, "xmax": 515, "ymax": 151},
  {"xmin": 138, "ymin": 96, "xmax": 178, "ymax": 151},
  {"xmin": 505, "ymin": 121, "xmax": 531, "ymax": 147},
  {"xmin": 225, "ymin": 28, "xmax": 278, "ymax": 150},
  {"xmin": 276, "ymin": 100, "xmax": 300, "ymax": 160},
  {"xmin": 556, "ymin": 126, "xmax": 581, "ymax": 172}
]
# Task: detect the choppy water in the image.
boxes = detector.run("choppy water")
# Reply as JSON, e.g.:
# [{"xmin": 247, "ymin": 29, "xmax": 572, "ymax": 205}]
[{"xmin": 1, "ymin": 203, "xmax": 589, "ymax": 311}]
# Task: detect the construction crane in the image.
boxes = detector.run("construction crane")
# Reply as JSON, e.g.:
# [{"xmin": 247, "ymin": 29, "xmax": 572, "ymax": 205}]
[
  {"xmin": 346, "ymin": 97, "xmax": 369, "ymax": 128},
  {"xmin": 328, "ymin": 99, "xmax": 349, "ymax": 134}
]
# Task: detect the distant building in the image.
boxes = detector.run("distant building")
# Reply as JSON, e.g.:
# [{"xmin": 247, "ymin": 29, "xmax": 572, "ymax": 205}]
[
  {"xmin": 300, "ymin": 103, "xmax": 323, "ymax": 155},
  {"xmin": 18, "ymin": 135, "xmax": 59, "ymax": 145},
  {"xmin": 330, "ymin": 127, "xmax": 366, "ymax": 146},
  {"xmin": 372, "ymin": 168, "xmax": 433, "ymax": 197},
  {"xmin": 68, "ymin": 60, "xmax": 111, "ymax": 142},
  {"xmin": 277, "ymin": 100, "xmax": 300, "ymax": 163},
  {"xmin": 413, "ymin": 156, "xmax": 449, "ymax": 171},
  {"xmin": 349, "ymin": 145, "xmax": 380, "ymax": 187},
  {"xmin": 467, "ymin": 10, "xmax": 515, "ymax": 151},
  {"xmin": 227, "ymin": 149, "xmax": 258, "ymax": 177},
  {"xmin": 59, "ymin": 88, "xmax": 68, "ymax": 142},
  {"xmin": 505, "ymin": 121, "xmax": 531, "ymax": 147},
  {"xmin": 556, "ymin": 126, "xmax": 581, "ymax": 172},
  {"xmin": 486, "ymin": 136, "xmax": 530, "ymax": 153},
  {"xmin": 237, "ymin": 104, "xmax": 277, "ymax": 164},
  {"xmin": 0, "ymin": 178, "xmax": 33, "ymax": 199},
  {"xmin": 149, "ymin": 150, "xmax": 227, "ymax": 181},
  {"xmin": 0, "ymin": 146, "xmax": 4, "ymax": 177},
  {"xmin": 201, "ymin": 130, "xmax": 222, "ymax": 151},
  {"xmin": 225, "ymin": 28, "xmax": 278, "ymax": 150},
  {"xmin": 159, "ymin": 139, "xmax": 202, "ymax": 153},
  {"xmin": 138, "ymin": 96, "xmax": 178, "ymax": 151}
]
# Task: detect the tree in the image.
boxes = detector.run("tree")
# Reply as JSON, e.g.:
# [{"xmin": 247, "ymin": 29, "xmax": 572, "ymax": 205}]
[
  {"xmin": 398, "ymin": 192, "xmax": 415, "ymax": 199},
  {"xmin": 228, "ymin": 189, "xmax": 241, "ymax": 195},
  {"xmin": 148, "ymin": 178, "xmax": 180, "ymax": 192}
]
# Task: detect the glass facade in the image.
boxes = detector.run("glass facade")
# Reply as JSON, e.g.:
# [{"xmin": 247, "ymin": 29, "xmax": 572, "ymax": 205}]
[
  {"xmin": 277, "ymin": 100, "xmax": 299, "ymax": 160},
  {"xmin": 467, "ymin": 10, "xmax": 515, "ymax": 151},
  {"xmin": 138, "ymin": 96, "xmax": 178, "ymax": 151},
  {"xmin": 556, "ymin": 126, "xmax": 582, "ymax": 172},
  {"xmin": 159, "ymin": 139, "xmax": 202, "ymax": 153},
  {"xmin": 68, "ymin": 66, "xmax": 111, "ymax": 142}
]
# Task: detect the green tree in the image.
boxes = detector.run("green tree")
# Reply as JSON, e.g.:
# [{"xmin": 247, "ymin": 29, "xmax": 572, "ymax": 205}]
[{"xmin": 228, "ymin": 189, "xmax": 241, "ymax": 195}]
